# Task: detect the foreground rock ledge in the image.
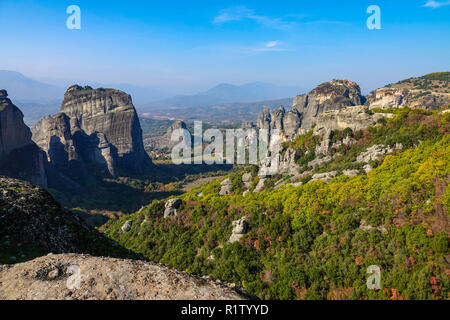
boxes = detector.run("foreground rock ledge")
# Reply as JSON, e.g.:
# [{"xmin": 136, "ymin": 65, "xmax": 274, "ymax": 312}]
[{"xmin": 0, "ymin": 254, "xmax": 250, "ymax": 300}]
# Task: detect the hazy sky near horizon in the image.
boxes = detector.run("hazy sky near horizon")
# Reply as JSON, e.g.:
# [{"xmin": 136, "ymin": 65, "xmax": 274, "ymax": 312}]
[{"xmin": 0, "ymin": 0, "xmax": 449, "ymax": 94}]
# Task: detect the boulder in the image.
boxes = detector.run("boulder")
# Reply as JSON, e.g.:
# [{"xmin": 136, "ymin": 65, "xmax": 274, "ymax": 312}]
[
  {"xmin": 229, "ymin": 218, "xmax": 249, "ymax": 243},
  {"xmin": 310, "ymin": 171, "xmax": 338, "ymax": 183},
  {"xmin": 343, "ymin": 169, "xmax": 360, "ymax": 177},
  {"xmin": 164, "ymin": 198, "xmax": 182, "ymax": 218},
  {"xmin": 242, "ymin": 173, "xmax": 252, "ymax": 189},
  {"xmin": 356, "ymin": 144, "xmax": 401, "ymax": 163},
  {"xmin": 253, "ymin": 178, "xmax": 266, "ymax": 193},
  {"xmin": 121, "ymin": 220, "xmax": 133, "ymax": 233},
  {"xmin": 219, "ymin": 178, "xmax": 232, "ymax": 195}
]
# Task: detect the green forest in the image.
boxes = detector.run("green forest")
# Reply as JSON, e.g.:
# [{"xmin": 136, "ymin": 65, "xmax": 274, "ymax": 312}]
[{"xmin": 105, "ymin": 108, "xmax": 449, "ymax": 300}]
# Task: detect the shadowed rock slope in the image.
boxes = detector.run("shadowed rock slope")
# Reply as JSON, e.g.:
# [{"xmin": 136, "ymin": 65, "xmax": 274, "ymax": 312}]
[
  {"xmin": 0, "ymin": 90, "xmax": 47, "ymax": 187},
  {"xmin": 0, "ymin": 176, "xmax": 136, "ymax": 264}
]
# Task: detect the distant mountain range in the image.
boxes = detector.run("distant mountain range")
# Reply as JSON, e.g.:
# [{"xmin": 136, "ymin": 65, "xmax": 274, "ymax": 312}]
[
  {"xmin": 0, "ymin": 70, "xmax": 64, "ymax": 103},
  {"xmin": 0, "ymin": 70, "xmax": 170, "ymax": 106},
  {"xmin": 0, "ymin": 70, "xmax": 301, "ymax": 108},
  {"xmin": 144, "ymin": 82, "xmax": 302, "ymax": 111},
  {"xmin": 0, "ymin": 70, "xmax": 304, "ymax": 124}
]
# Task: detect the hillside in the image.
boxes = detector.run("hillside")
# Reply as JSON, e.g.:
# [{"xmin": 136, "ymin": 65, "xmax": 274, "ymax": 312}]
[
  {"xmin": 367, "ymin": 72, "xmax": 450, "ymax": 110},
  {"xmin": 387, "ymin": 72, "xmax": 450, "ymax": 93},
  {"xmin": 0, "ymin": 176, "xmax": 136, "ymax": 264},
  {"xmin": 105, "ymin": 107, "xmax": 450, "ymax": 300}
]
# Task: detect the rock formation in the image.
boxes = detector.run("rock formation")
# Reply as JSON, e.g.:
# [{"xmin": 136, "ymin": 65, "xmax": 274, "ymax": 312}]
[
  {"xmin": 32, "ymin": 85, "xmax": 152, "ymax": 181},
  {"xmin": 229, "ymin": 218, "xmax": 249, "ymax": 243},
  {"xmin": 367, "ymin": 86, "xmax": 450, "ymax": 110},
  {"xmin": 0, "ymin": 253, "xmax": 250, "ymax": 300},
  {"xmin": 219, "ymin": 178, "xmax": 232, "ymax": 195},
  {"xmin": 144, "ymin": 120, "xmax": 191, "ymax": 153},
  {"xmin": 0, "ymin": 90, "xmax": 47, "ymax": 187},
  {"xmin": 292, "ymin": 80, "xmax": 364, "ymax": 131},
  {"xmin": 356, "ymin": 144, "xmax": 403, "ymax": 163},
  {"xmin": 164, "ymin": 198, "xmax": 182, "ymax": 218},
  {"xmin": 313, "ymin": 106, "xmax": 391, "ymax": 134},
  {"xmin": 256, "ymin": 80, "xmax": 365, "ymax": 140}
]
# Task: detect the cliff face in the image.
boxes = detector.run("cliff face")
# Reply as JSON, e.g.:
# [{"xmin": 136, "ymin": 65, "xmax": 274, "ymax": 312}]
[
  {"xmin": 32, "ymin": 85, "xmax": 152, "ymax": 180},
  {"xmin": 256, "ymin": 80, "xmax": 364, "ymax": 139},
  {"xmin": 0, "ymin": 90, "xmax": 47, "ymax": 187},
  {"xmin": 292, "ymin": 80, "xmax": 364, "ymax": 131},
  {"xmin": 313, "ymin": 105, "xmax": 391, "ymax": 133}
]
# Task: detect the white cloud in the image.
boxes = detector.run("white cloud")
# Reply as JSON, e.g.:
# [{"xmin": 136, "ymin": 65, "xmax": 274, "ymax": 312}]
[
  {"xmin": 213, "ymin": 6, "xmax": 351, "ymax": 30},
  {"xmin": 423, "ymin": 0, "xmax": 450, "ymax": 8},
  {"xmin": 266, "ymin": 40, "xmax": 281, "ymax": 48},
  {"xmin": 212, "ymin": 6, "xmax": 297, "ymax": 30}
]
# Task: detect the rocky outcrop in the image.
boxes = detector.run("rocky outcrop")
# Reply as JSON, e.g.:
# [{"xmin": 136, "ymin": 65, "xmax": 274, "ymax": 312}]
[
  {"xmin": 292, "ymin": 80, "xmax": 364, "ymax": 131},
  {"xmin": 356, "ymin": 144, "xmax": 403, "ymax": 163},
  {"xmin": 32, "ymin": 85, "xmax": 152, "ymax": 181},
  {"xmin": 0, "ymin": 253, "xmax": 250, "ymax": 300},
  {"xmin": 164, "ymin": 198, "xmax": 182, "ymax": 218},
  {"xmin": 313, "ymin": 106, "xmax": 391, "ymax": 134},
  {"xmin": 310, "ymin": 171, "xmax": 338, "ymax": 183},
  {"xmin": 253, "ymin": 178, "xmax": 266, "ymax": 193},
  {"xmin": 242, "ymin": 173, "xmax": 252, "ymax": 194},
  {"xmin": 256, "ymin": 80, "xmax": 364, "ymax": 141},
  {"xmin": 219, "ymin": 178, "xmax": 232, "ymax": 195},
  {"xmin": 121, "ymin": 220, "xmax": 133, "ymax": 232},
  {"xmin": 0, "ymin": 90, "xmax": 47, "ymax": 187},
  {"xmin": 367, "ymin": 87, "xmax": 450, "ymax": 110},
  {"xmin": 278, "ymin": 148, "xmax": 300, "ymax": 175},
  {"xmin": 144, "ymin": 120, "xmax": 191, "ymax": 153},
  {"xmin": 229, "ymin": 218, "xmax": 249, "ymax": 243},
  {"xmin": 0, "ymin": 177, "xmax": 134, "ymax": 264}
]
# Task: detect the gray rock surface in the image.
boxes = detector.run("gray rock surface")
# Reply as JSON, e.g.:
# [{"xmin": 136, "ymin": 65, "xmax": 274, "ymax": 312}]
[
  {"xmin": 256, "ymin": 80, "xmax": 365, "ymax": 141},
  {"xmin": 278, "ymin": 148, "xmax": 300, "ymax": 175},
  {"xmin": 242, "ymin": 173, "xmax": 252, "ymax": 190},
  {"xmin": 253, "ymin": 178, "xmax": 266, "ymax": 193},
  {"xmin": 0, "ymin": 253, "xmax": 250, "ymax": 300},
  {"xmin": 144, "ymin": 120, "xmax": 191, "ymax": 152},
  {"xmin": 310, "ymin": 171, "xmax": 338, "ymax": 183},
  {"xmin": 292, "ymin": 80, "xmax": 364, "ymax": 131},
  {"xmin": 356, "ymin": 144, "xmax": 402, "ymax": 163},
  {"xmin": 313, "ymin": 106, "xmax": 390, "ymax": 133},
  {"xmin": 367, "ymin": 87, "xmax": 450, "ymax": 110},
  {"xmin": 343, "ymin": 169, "xmax": 360, "ymax": 177},
  {"xmin": 32, "ymin": 85, "xmax": 152, "ymax": 181},
  {"xmin": 121, "ymin": 220, "xmax": 133, "ymax": 232},
  {"xmin": 229, "ymin": 218, "xmax": 248, "ymax": 243},
  {"xmin": 164, "ymin": 198, "xmax": 182, "ymax": 218},
  {"xmin": 219, "ymin": 178, "xmax": 232, "ymax": 195},
  {"xmin": 0, "ymin": 90, "xmax": 47, "ymax": 187}
]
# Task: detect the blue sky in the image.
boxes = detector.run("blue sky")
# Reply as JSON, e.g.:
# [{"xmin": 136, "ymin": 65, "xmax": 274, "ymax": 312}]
[{"xmin": 0, "ymin": 0, "xmax": 449, "ymax": 94}]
